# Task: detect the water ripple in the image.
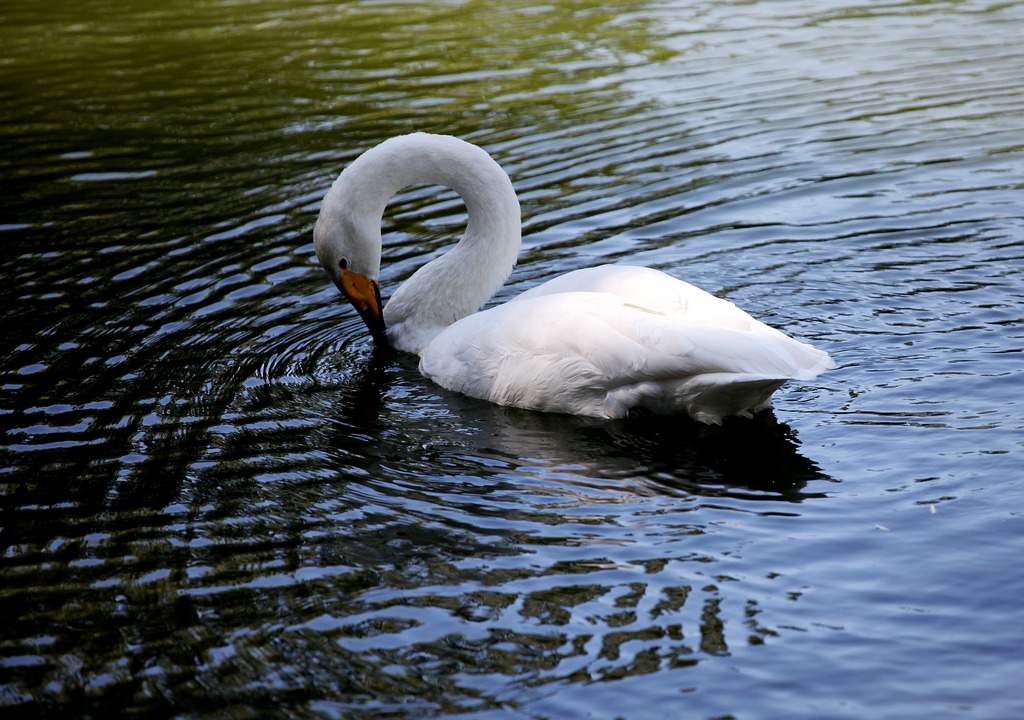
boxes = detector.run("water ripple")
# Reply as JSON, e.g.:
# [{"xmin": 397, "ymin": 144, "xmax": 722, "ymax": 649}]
[{"xmin": 3, "ymin": 1, "xmax": 1024, "ymax": 717}]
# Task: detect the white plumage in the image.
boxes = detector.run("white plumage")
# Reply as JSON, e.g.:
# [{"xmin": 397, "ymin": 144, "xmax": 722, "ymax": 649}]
[{"xmin": 314, "ymin": 133, "xmax": 834, "ymax": 424}]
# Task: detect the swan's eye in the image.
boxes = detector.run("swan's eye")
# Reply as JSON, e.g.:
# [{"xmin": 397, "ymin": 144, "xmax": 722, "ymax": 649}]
[{"xmin": 338, "ymin": 257, "xmax": 348, "ymax": 270}]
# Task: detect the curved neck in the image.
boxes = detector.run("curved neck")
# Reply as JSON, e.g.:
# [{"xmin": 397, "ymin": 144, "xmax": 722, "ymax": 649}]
[{"xmin": 330, "ymin": 133, "xmax": 521, "ymax": 353}]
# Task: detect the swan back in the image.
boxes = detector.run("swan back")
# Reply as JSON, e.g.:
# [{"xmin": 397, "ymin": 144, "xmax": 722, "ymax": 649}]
[{"xmin": 420, "ymin": 265, "xmax": 835, "ymax": 423}]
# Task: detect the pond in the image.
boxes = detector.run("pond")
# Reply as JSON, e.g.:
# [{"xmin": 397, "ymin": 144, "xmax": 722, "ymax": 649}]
[{"xmin": 2, "ymin": 0, "xmax": 1023, "ymax": 717}]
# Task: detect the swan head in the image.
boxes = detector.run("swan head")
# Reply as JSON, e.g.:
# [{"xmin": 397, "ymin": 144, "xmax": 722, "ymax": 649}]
[{"xmin": 314, "ymin": 188, "xmax": 388, "ymax": 345}]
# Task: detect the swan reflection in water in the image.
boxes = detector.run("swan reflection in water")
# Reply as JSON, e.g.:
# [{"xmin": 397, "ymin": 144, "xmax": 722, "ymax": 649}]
[{"xmin": 321, "ymin": 345, "xmax": 831, "ymax": 504}]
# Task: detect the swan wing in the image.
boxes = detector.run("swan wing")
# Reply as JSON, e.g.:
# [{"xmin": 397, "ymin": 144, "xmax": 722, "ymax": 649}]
[
  {"xmin": 516, "ymin": 265, "xmax": 834, "ymax": 378},
  {"xmin": 515, "ymin": 265, "xmax": 793, "ymax": 336},
  {"xmin": 420, "ymin": 274, "xmax": 833, "ymax": 423}
]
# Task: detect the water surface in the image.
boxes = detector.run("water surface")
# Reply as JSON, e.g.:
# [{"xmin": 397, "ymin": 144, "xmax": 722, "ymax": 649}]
[{"xmin": 2, "ymin": 1, "xmax": 1024, "ymax": 717}]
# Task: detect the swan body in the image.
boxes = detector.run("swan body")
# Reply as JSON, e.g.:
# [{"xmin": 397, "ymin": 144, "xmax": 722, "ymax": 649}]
[{"xmin": 314, "ymin": 133, "xmax": 834, "ymax": 424}]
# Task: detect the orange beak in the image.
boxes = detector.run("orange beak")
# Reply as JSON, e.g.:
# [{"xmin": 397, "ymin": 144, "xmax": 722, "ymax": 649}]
[{"xmin": 337, "ymin": 268, "xmax": 387, "ymax": 345}]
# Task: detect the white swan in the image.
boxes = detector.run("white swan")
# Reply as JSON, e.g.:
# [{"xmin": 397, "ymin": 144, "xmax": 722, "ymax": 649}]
[{"xmin": 314, "ymin": 133, "xmax": 834, "ymax": 424}]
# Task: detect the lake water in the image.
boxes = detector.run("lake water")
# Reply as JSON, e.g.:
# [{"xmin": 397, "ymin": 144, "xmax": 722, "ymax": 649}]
[{"xmin": 2, "ymin": 0, "xmax": 1023, "ymax": 717}]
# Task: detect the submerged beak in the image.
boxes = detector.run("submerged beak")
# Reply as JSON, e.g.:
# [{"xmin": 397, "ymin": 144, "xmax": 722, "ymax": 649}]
[{"xmin": 337, "ymin": 268, "xmax": 387, "ymax": 345}]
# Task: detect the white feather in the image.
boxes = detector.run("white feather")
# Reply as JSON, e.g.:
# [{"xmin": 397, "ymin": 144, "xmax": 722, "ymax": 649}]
[{"xmin": 315, "ymin": 134, "xmax": 834, "ymax": 424}]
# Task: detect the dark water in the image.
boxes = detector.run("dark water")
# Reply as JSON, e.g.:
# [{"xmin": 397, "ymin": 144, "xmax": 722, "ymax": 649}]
[{"xmin": 3, "ymin": 1, "xmax": 1024, "ymax": 717}]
